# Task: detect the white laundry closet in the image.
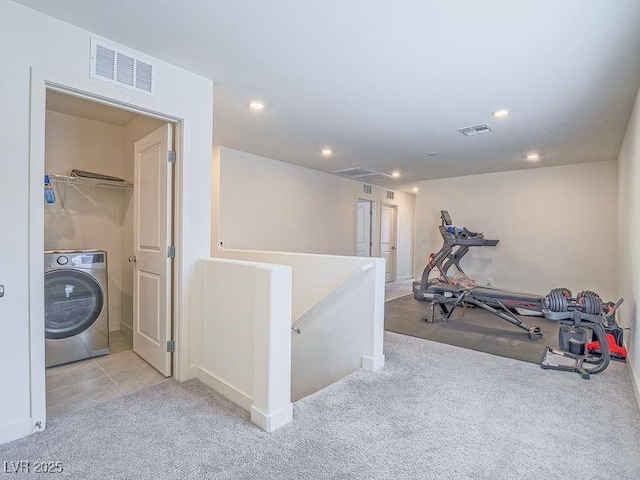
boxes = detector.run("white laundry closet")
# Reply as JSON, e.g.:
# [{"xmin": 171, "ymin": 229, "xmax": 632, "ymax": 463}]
[{"xmin": 44, "ymin": 91, "xmax": 165, "ymax": 341}]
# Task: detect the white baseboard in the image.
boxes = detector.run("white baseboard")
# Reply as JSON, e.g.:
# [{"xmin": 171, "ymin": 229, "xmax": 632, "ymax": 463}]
[
  {"xmin": 396, "ymin": 275, "xmax": 413, "ymax": 281},
  {"xmin": 195, "ymin": 367, "xmax": 292, "ymax": 433},
  {"xmin": 120, "ymin": 323, "xmax": 133, "ymax": 340},
  {"xmin": 361, "ymin": 354, "xmax": 385, "ymax": 371},
  {"xmin": 627, "ymin": 361, "xmax": 640, "ymax": 413},
  {"xmin": 195, "ymin": 367, "xmax": 252, "ymax": 411},
  {"xmin": 187, "ymin": 365, "xmax": 199, "ymax": 380},
  {"xmin": 108, "ymin": 320, "xmax": 121, "ymax": 332},
  {"xmin": 251, "ymin": 404, "xmax": 293, "ymax": 433},
  {"xmin": 0, "ymin": 417, "xmax": 34, "ymax": 445}
]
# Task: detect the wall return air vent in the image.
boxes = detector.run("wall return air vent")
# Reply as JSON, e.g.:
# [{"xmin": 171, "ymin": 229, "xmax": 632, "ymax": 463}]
[
  {"xmin": 457, "ymin": 123, "xmax": 493, "ymax": 136},
  {"xmin": 90, "ymin": 39, "xmax": 156, "ymax": 95}
]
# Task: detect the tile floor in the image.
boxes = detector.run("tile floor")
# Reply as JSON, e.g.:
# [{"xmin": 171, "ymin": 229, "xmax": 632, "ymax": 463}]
[{"xmin": 45, "ymin": 330, "xmax": 169, "ymax": 418}]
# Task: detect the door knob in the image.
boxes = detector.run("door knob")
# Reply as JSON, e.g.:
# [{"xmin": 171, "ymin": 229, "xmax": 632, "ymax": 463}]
[
  {"xmin": 128, "ymin": 256, "xmax": 137, "ymax": 263},
  {"xmin": 0, "ymin": 285, "xmax": 4, "ymax": 297}
]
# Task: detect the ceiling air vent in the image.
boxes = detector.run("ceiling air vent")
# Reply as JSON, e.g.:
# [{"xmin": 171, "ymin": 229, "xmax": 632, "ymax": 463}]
[
  {"xmin": 331, "ymin": 166, "xmax": 393, "ymax": 180},
  {"xmin": 90, "ymin": 39, "xmax": 156, "ymax": 95},
  {"xmin": 457, "ymin": 124, "xmax": 493, "ymax": 136}
]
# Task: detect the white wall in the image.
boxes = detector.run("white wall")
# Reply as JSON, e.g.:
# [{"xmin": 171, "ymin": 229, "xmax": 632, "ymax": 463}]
[
  {"xmin": 191, "ymin": 258, "xmax": 293, "ymax": 432},
  {"xmin": 0, "ymin": 0, "xmax": 213, "ymax": 444},
  {"xmin": 414, "ymin": 161, "xmax": 618, "ymax": 301},
  {"xmin": 212, "ymin": 249, "xmax": 386, "ymax": 401},
  {"xmin": 617, "ymin": 85, "xmax": 640, "ymax": 405},
  {"xmin": 44, "ymin": 110, "xmax": 129, "ymax": 332},
  {"xmin": 213, "ymin": 146, "xmax": 415, "ymax": 280}
]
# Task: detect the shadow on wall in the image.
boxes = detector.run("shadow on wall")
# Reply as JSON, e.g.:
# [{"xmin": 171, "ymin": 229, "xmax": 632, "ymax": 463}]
[{"xmin": 291, "ymin": 270, "xmax": 377, "ymax": 401}]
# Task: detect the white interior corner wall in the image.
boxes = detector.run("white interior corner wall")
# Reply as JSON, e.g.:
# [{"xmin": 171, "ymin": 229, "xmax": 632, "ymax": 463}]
[
  {"xmin": 44, "ymin": 110, "xmax": 128, "ymax": 332},
  {"xmin": 190, "ymin": 250, "xmax": 385, "ymax": 431},
  {"xmin": 616, "ymin": 85, "xmax": 640, "ymax": 407},
  {"xmin": 414, "ymin": 161, "xmax": 618, "ymax": 301},
  {"xmin": 212, "ymin": 249, "xmax": 386, "ymax": 402},
  {"xmin": 191, "ymin": 258, "xmax": 293, "ymax": 432},
  {"xmin": 0, "ymin": 0, "xmax": 213, "ymax": 445},
  {"xmin": 212, "ymin": 146, "xmax": 416, "ymax": 280}
]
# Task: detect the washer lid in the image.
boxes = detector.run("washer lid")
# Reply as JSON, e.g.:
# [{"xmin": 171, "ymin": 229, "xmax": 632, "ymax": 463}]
[{"xmin": 45, "ymin": 269, "xmax": 104, "ymax": 339}]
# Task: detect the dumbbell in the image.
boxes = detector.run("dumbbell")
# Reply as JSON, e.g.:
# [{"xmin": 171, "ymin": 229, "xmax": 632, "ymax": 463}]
[{"xmin": 544, "ymin": 288, "xmax": 602, "ymax": 315}]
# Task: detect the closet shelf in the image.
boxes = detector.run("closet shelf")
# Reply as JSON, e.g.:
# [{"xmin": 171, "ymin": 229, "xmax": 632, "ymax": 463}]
[
  {"xmin": 48, "ymin": 174, "xmax": 133, "ymax": 211},
  {"xmin": 49, "ymin": 174, "xmax": 133, "ymax": 190}
]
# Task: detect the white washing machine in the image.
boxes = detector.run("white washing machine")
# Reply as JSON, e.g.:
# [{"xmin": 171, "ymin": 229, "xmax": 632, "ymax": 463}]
[{"xmin": 44, "ymin": 250, "xmax": 110, "ymax": 367}]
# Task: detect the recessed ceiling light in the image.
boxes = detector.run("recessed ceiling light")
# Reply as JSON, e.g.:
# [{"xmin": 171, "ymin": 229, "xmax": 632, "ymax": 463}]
[
  {"xmin": 321, "ymin": 148, "xmax": 333, "ymax": 156},
  {"xmin": 412, "ymin": 187, "xmax": 419, "ymax": 193},
  {"xmin": 248, "ymin": 100, "xmax": 265, "ymax": 110},
  {"xmin": 526, "ymin": 152, "xmax": 540, "ymax": 161},
  {"xmin": 391, "ymin": 171, "xmax": 401, "ymax": 178},
  {"xmin": 492, "ymin": 109, "xmax": 510, "ymax": 118}
]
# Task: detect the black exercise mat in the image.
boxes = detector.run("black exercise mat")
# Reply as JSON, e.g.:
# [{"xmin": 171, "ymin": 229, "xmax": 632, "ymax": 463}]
[{"xmin": 385, "ymin": 294, "xmax": 560, "ymax": 364}]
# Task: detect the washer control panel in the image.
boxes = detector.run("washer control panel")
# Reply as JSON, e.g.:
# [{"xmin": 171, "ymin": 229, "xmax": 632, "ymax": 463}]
[{"xmin": 44, "ymin": 251, "xmax": 107, "ymax": 270}]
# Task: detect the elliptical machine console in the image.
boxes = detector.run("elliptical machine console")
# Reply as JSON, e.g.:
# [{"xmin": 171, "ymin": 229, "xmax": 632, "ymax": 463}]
[{"xmin": 415, "ymin": 211, "xmax": 499, "ymax": 293}]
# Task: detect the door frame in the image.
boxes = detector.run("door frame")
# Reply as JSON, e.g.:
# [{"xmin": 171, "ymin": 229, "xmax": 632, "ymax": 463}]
[
  {"xmin": 28, "ymin": 68, "xmax": 185, "ymax": 429},
  {"xmin": 355, "ymin": 197, "xmax": 377, "ymax": 257},
  {"xmin": 381, "ymin": 203, "xmax": 398, "ymax": 282}
]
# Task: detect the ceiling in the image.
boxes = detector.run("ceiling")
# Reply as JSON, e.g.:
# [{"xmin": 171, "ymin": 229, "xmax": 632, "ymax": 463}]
[
  {"xmin": 47, "ymin": 91, "xmax": 139, "ymax": 126},
  {"xmin": 15, "ymin": 0, "xmax": 640, "ymax": 191}
]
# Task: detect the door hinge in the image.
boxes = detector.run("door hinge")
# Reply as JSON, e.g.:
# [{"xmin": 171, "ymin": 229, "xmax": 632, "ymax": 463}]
[
  {"xmin": 168, "ymin": 150, "xmax": 176, "ymax": 163},
  {"xmin": 167, "ymin": 245, "xmax": 176, "ymax": 258},
  {"xmin": 166, "ymin": 340, "xmax": 175, "ymax": 353}
]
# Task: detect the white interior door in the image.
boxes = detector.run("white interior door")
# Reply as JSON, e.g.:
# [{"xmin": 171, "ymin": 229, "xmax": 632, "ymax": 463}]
[
  {"xmin": 132, "ymin": 124, "xmax": 173, "ymax": 376},
  {"xmin": 356, "ymin": 200, "xmax": 372, "ymax": 256},
  {"xmin": 381, "ymin": 204, "xmax": 397, "ymax": 282}
]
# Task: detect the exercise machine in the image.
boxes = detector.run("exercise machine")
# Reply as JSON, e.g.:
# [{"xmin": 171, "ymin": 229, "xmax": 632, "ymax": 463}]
[
  {"xmin": 414, "ymin": 211, "xmax": 626, "ymax": 378},
  {"xmin": 415, "ymin": 210, "xmax": 544, "ymax": 314},
  {"xmin": 414, "ymin": 211, "xmax": 543, "ymax": 339}
]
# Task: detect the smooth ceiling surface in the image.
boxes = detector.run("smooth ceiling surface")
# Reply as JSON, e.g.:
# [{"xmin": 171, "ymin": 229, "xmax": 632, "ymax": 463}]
[
  {"xmin": 47, "ymin": 91, "xmax": 139, "ymax": 126},
  {"xmin": 13, "ymin": 0, "xmax": 640, "ymax": 190}
]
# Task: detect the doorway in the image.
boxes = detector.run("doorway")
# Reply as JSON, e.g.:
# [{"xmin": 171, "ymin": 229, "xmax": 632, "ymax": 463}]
[
  {"xmin": 381, "ymin": 204, "xmax": 397, "ymax": 283},
  {"xmin": 356, "ymin": 199, "xmax": 376, "ymax": 257},
  {"xmin": 43, "ymin": 90, "xmax": 176, "ymax": 416}
]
